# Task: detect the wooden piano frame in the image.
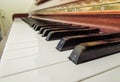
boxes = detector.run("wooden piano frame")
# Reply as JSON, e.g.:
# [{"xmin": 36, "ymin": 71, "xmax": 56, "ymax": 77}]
[{"xmin": 32, "ymin": 10, "xmax": 120, "ymax": 33}]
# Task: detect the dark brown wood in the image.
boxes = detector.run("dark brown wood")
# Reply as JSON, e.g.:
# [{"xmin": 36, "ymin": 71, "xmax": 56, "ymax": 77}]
[
  {"xmin": 35, "ymin": 0, "xmax": 50, "ymax": 5},
  {"xmin": 32, "ymin": 10, "xmax": 120, "ymax": 33},
  {"xmin": 12, "ymin": 13, "xmax": 28, "ymax": 20}
]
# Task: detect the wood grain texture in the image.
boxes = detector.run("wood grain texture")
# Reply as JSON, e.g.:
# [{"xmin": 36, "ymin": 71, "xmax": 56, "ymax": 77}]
[{"xmin": 32, "ymin": 11, "xmax": 120, "ymax": 33}]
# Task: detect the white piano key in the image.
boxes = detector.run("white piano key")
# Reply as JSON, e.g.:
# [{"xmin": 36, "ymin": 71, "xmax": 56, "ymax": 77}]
[
  {"xmin": 4, "ymin": 41, "xmax": 39, "ymax": 51},
  {"xmin": 0, "ymin": 49, "xmax": 72, "ymax": 78},
  {"xmin": 6, "ymin": 19, "xmax": 38, "ymax": 44},
  {"xmin": 0, "ymin": 18, "xmax": 72, "ymax": 77},
  {"xmin": 0, "ymin": 73, "xmax": 51, "ymax": 82},
  {"xmin": 2, "ymin": 39, "xmax": 60, "ymax": 61},
  {"xmin": 0, "ymin": 53, "xmax": 119, "ymax": 82},
  {"xmin": 2, "ymin": 27, "xmax": 59, "ymax": 60},
  {"xmin": 82, "ymin": 66, "xmax": 120, "ymax": 82},
  {"xmin": 1, "ymin": 46, "xmax": 40, "ymax": 61}
]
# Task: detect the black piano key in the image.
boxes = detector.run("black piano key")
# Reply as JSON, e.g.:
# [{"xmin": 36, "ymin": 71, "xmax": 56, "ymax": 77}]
[
  {"xmin": 42, "ymin": 28, "xmax": 66, "ymax": 36},
  {"xmin": 39, "ymin": 27, "xmax": 57, "ymax": 34},
  {"xmin": 46, "ymin": 28, "xmax": 100, "ymax": 41},
  {"xmin": 32, "ymin": 23, "xmax": 40, "ymax": 28},
  {"xmin": 37, "ymin": 23, "xmax": 72, "ymax": 29},
  {"xmin": 31, "ymin": 23, "xmax": 36, "ymax": 27},
  {"xmin": 33, "ymin": 24, "xmax": 43, "ymax": 30},
  {"xmin": 33, "ymin": 23, "xmax": 45, "ymax": 29},
  {"xmin": 32, "ymin": 24, "xmax": 37, "ymax": 29},
  {"xmin": 26, "ymin": 19, "xmax": 40, "ymax": 27},
  {"xmin": 38, "ymin": 25, "xmax": 73, "ymax": 34},
  {"xmin": 39, "ymin": 27, "xmax": 52, "ymax": 34},
  {"xmin": 34, "ymin": 23, "xmax": 46, "ymax": 28},
  {"xmin": 40, "ymin": 26, "xmax": 89, "ymax": 34},
  {"xmin": 56, "ymin": 32, "xmax": 120, "ymax": 51},
  {"xmin": 34, "ymin": 25, "xmax": 41, "ymax": 31},
  {"xmin": 39, "ymin": 26, "xmax": 64, "ymax": 34},
  {"xmin": 42, "ymin": 27, "xmax": 89, "ymax": 37},
  {"xmin": 69, "ymin": 38, "xmax": 120, "ymax": 64}
]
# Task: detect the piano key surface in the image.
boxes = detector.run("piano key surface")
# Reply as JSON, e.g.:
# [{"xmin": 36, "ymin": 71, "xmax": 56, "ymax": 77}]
[
  {"xmin": 0, "ymin": 18, "xmax": 120, "ymax": 82},
  {"xmin": 0, "ymin": 54, "xmax": 120, "ymax": 82},
  {"xmin": 82, "ymin": 66, "xmax": 120, "ymax": 82},
  {"xmin": 6, "ymin": 19, "xmax": 38, "ymax": 44}
]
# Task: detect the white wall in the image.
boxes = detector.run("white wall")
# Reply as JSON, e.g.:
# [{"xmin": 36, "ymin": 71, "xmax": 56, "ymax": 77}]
[
  {"xmin": 0, "ymin": 0, "xmax": 34, "ymax": 37},
  {"xmin": 0, "ymin": 0, "xmax": 34, "ymax": 23}
]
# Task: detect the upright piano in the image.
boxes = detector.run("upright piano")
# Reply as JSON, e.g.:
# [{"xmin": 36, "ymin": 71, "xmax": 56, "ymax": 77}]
[{"xmin": 0, "ymin": 0, "xmax": 120, "ymax": 82}]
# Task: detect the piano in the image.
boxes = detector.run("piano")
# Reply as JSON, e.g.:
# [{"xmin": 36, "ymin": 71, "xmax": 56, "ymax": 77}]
[{"xmin": 0, "ymin": 0, "xmax": 120, "ymax": 82}]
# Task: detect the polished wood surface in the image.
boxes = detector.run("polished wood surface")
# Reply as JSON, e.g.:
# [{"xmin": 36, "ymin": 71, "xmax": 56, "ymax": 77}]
[
  {"xmin": 12, "ymin": 13, "xmax": 28, "ymax": 20},
  {"xmin": 32, "ymin": 10, "xmax": 120, "ymax": 33}
]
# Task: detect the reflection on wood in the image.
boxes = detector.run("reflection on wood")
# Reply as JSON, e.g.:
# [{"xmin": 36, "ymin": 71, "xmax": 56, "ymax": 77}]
[
  {"xmin": 32, "ymin": 10, "xmax": 120, "ymax": 33},
  {"xmin": 32, "ymin": 0, "xmax": 120, "ymax": 14},
  {"xmin": 35, "ymin": 0, "xmax": 50, "ymax": 5}
]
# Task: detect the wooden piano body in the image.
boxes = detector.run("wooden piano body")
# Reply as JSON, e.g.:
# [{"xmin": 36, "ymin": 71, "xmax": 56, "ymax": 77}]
[{"xmin": 0, "ymin": 0, "xmax": 120, "ymax": 82}]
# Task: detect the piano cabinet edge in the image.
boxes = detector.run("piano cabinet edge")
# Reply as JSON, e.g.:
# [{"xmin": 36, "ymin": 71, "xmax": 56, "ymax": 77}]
[{"xmin": 31, "ymin": 13, "xmax": 120, "ymax": 33}]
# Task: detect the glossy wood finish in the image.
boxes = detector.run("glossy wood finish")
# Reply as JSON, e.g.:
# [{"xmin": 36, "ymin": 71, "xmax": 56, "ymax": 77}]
[
  {"xmin": 12, "ymin": 13, "xmax": 28, "ymax": 20},
  {"xmin": 32, "ymin": 10, "xmax": 120, "ymax": 33}
]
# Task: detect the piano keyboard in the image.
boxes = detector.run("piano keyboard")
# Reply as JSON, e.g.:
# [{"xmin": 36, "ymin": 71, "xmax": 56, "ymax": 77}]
[{"xmin": 0, "ymin": 18, "xmax": 120, "ymax": 82}]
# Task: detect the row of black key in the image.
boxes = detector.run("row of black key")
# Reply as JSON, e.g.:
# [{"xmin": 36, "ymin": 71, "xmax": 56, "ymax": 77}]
[{"xmin": 21, "ymin": 17, "xmax": 120, "ymax": 65}]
